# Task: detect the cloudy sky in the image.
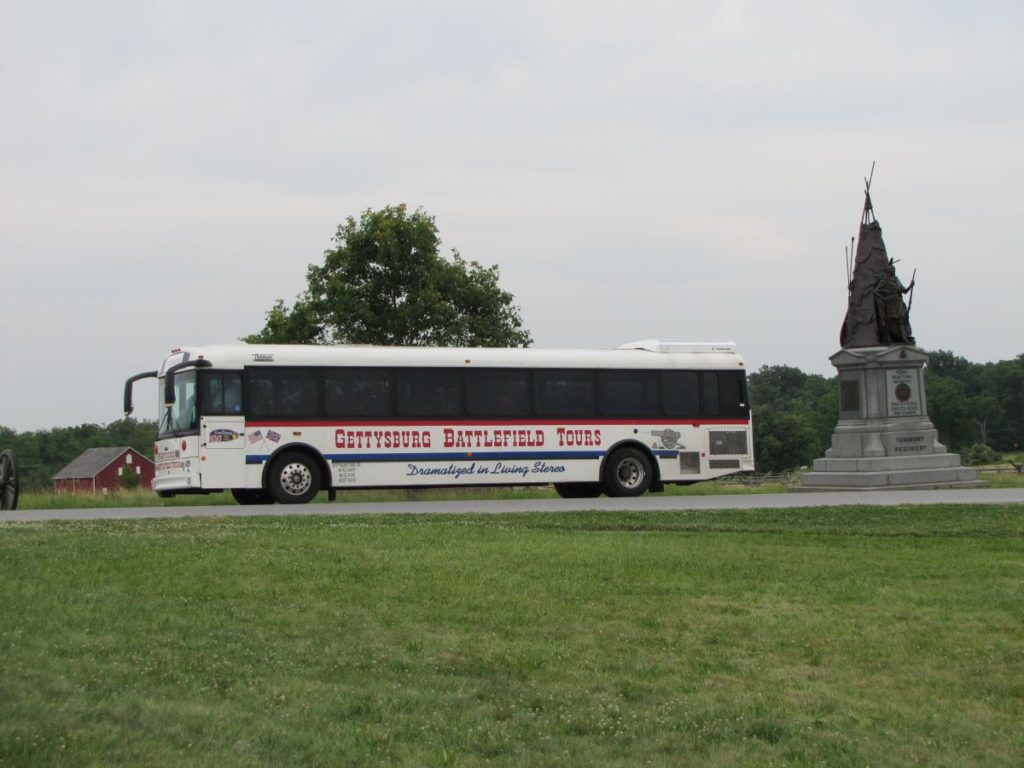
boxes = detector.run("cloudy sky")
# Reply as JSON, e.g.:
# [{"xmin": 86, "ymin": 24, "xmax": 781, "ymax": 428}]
[{"xmin": 2, "ymin": 1, "xmax": 1022, "ymax": 431}]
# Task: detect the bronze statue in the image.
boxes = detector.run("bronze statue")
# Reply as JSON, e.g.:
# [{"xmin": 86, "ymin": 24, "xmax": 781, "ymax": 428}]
[
  {"xmin": 872, "ymin": 259, "xmax": 915, "ymax": 344},
  {"xmin": 840, "ymin": 170, "xmax": 916, "ymax": 348}
]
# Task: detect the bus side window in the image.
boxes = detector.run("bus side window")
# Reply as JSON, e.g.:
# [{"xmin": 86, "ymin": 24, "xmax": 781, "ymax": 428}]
[
  {"xmin": 535, "ymin": 371, "xmax": 595, "ymax": 417},
  {"xmin": 717, "ymin": 371, "xmax": 748, "ymax": 418},
  {"xmin": 599, "ymin": 371, "xmax": 659, "ymax": 417},
  {"xmin": 701, "ymin": 372, "xmax": 720, "ymax": 417},
  {"xmin": 396, "ymin": 369, "xmax": 462, "ymax": 417},
  {"xmin": 205, "ymin": 376, "xmax": 224, "ymax": 413},
  {"xmin": 325, "ymin": 369, "xmax": 392, "ymax": 417},
  {"xmin": 466, "ymin": 370, "xmax": 531, "ymax": 417},
  {"xmin": 663, "ymin": 371, "xmax": 699, "ymax": 418},
  {"xmin": 223, "ymin": 373, "xmax": 243, "ymax": 413},
  {"xmin": 277, "ymin": 371, "xmax": 320, "ymax": 417},
  {"xmin": 247, "ymin": 373, "xmax": 276, "ymax": 418},
  {"xmin": 203, "ymin": 372, "xmax": 243, "ymax": 415}
]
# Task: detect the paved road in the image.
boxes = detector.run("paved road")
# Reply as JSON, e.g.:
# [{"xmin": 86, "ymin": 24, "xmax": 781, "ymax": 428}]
[{"xmin": 5, "ymin": 488, "xmax": 1023, "ymax": 522}]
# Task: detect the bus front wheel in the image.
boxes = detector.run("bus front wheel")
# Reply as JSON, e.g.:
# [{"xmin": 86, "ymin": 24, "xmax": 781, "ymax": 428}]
[
  {"xmin": 603, "ymin": 448, "xmax": 652, "ymax": 497},
  {"xmin": 268, "ymin": 452, "xmax": 321, "ymax": 504}
]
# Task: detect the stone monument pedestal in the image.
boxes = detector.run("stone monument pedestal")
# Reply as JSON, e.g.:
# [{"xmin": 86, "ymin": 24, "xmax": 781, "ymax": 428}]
[{"xmin": 795, "ymin": 345, "xmax": 986, "ymax": 491}]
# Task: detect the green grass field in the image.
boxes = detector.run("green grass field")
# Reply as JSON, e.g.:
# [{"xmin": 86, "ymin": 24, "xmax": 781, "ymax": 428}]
[{"xmin": 2, "ymin": 505, "xmax": 1022, "ymax": 767}]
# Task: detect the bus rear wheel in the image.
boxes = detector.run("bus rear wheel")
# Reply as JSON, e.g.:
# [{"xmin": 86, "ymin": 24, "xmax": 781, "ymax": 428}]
[
  {"xmin": 603, "ymin": 448, "xmax": 652, "ymax": 497},
  {"xmin": 268, "ymin": 452, "xmax": 321, "ymax": 504}
]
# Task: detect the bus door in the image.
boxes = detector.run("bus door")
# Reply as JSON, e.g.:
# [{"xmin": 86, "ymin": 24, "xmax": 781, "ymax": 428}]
[{"xmin": 199, "ymin": 372, "xmax": 247, "ymax": 489}]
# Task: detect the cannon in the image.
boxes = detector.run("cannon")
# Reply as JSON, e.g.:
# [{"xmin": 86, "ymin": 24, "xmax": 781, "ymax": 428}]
[{"xmin": 0, "ymin": 449, "xmax": 19, "ymax": 511}]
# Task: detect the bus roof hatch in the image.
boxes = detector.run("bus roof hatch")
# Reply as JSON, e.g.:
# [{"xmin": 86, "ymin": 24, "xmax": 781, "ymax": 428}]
[{"xmin": 618, "ymin": 340, "xmax": 737, "ymax": 353}]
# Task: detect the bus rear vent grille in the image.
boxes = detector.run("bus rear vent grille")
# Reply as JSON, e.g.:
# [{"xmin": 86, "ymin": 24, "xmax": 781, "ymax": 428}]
[
  {"xmin": 709, "ymin": 459, "xmax": 741, "ymax": 470},
  {"xmin": 678, "ymin": 452, "xmax": 701, "ymax": 474},
  {"xmin": 709, "ymin": 431, "xmax": 748, "ymax": 455}
]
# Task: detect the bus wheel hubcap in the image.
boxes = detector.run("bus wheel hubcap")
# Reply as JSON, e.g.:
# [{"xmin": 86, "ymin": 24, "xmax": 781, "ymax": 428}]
[
  {"xmin": 617, "ymin": 458, "xmax": 644, "ymax": 488},
  {"xmin": 281, "ymin": 463, "xmax": 312, "ymax": 496}
]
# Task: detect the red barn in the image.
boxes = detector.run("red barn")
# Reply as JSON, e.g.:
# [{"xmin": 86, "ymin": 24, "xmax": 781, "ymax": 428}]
[{"xmin": 53, "ymin": 447, "xmax": 155, "ymax": 494}]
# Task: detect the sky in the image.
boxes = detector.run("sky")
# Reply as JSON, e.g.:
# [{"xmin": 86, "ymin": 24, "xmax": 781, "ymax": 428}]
[{"xmin": 2, "ymin": 1, "xmax": 1022, "ymax": 432}]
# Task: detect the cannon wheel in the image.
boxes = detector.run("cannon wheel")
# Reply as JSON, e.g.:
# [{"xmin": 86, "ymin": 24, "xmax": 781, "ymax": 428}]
[{"xmin": 0, "ymin": 449, "xmax": 19, "ymax": 511}]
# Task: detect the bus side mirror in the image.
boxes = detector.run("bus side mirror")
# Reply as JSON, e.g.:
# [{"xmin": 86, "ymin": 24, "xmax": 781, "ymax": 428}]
[{"xmin": 123, "ymin": 371, "xmax": 157, "ymax": 417}]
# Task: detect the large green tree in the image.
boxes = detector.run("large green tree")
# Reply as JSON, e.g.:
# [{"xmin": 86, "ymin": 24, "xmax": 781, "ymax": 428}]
[{"xmin": 246, "ymin": 205, "xmax": 531, "ymax": 347}]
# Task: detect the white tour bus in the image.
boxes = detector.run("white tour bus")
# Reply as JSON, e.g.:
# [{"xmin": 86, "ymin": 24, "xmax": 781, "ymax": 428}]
[{"xmin": 123, "ymin": 341, "xmax": 754, "ymax": 504}]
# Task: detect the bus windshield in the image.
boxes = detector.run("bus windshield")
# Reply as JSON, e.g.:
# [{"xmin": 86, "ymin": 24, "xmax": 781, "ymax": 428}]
[{"xmin": 158, "ymin": 370, "xmax": 198, "ymax": 437}]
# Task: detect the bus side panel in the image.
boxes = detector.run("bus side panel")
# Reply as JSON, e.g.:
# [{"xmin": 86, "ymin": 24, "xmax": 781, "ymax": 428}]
[{"xmin": 239, "ymin": 421, "xmax": 753, "ymax": 490}]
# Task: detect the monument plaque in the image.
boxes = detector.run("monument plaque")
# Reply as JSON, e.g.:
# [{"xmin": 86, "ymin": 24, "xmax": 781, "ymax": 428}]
[
  {"xmin": 840, "ymin": 379, "xmax": 861, "ymax": 414},
  {"xmin": 887, "ymin": 367, "xmax": 922, "ymax": 417}
]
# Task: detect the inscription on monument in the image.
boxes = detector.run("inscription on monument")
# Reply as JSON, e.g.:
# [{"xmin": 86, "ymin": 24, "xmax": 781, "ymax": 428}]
[
  {"xmin": 887, "ymin": 368, "xmax": 922, "ymax": 417},
  {"xmin": 893, "ymin": 435, "xmax": 927, "ymax": 454}
]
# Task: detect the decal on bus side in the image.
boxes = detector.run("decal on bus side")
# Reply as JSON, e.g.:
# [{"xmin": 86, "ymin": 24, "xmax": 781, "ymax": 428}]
[{"xmin": 209, "ymin": 429, "xmax": 241, "ymax": 443}]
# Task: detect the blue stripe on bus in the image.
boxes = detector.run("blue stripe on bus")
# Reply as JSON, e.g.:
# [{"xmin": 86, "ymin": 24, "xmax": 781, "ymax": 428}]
[{"xmin": 245, "ymin": 449, "xmax": 679, "ymax": 465}]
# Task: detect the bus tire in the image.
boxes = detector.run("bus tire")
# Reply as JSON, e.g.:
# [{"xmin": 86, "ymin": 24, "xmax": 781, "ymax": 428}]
[
  {"xmin": 554, "ymin": 483, "xmax": 603, "ymax": 499},
  {"xmin": 268, "ymin": 451, "xmax": 321, "ymax": 504},
  {"xmin": 603, "ymin": 447, "xmax": 652, "ymax": 497},
  {"xmin": 231, "ymin": 488, "xmax": 275, "ymax": 505}
]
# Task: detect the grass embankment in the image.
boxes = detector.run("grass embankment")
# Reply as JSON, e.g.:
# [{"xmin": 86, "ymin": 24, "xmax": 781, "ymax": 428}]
[{"xmin": 2, "ymin": 506, "xmax": 1022, "ymax": 766}]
